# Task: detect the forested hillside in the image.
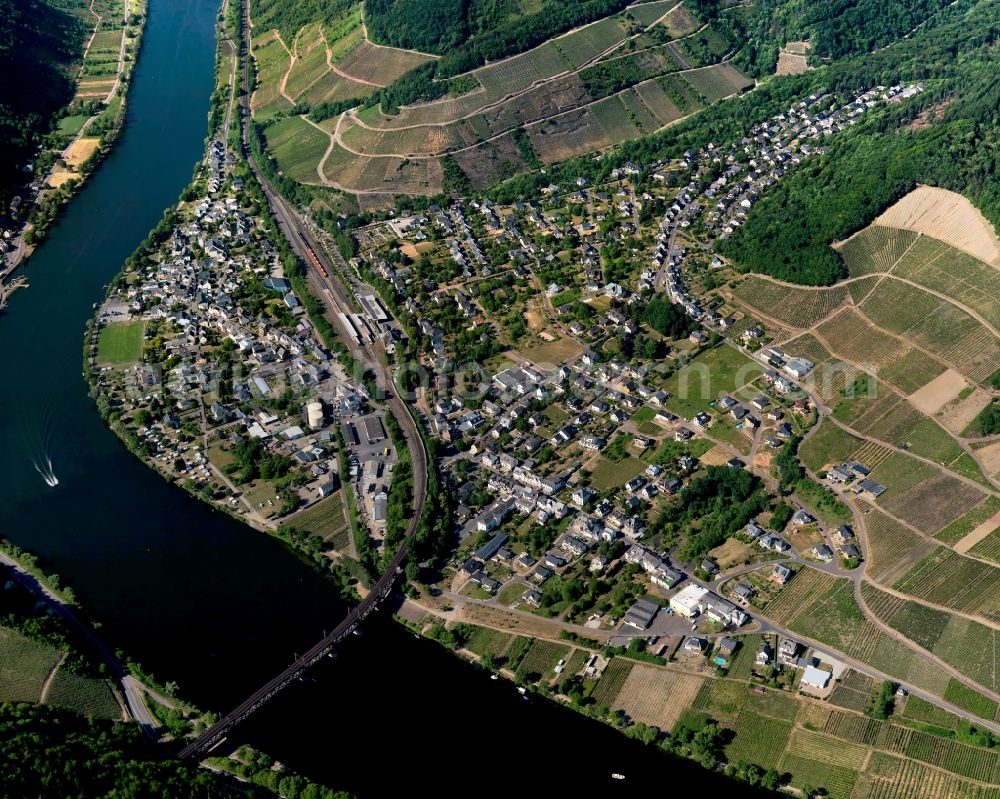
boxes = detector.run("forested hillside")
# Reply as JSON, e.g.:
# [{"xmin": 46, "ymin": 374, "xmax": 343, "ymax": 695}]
[
  {"xmin": 250, "ymin": 0, "xmax": 355, "ymax": 43},
  {"xmin": 718, "ymin": 0, "xmax": 1000, "ymax": 284},
  {"xmin": 0, "ymin": 0, "xmax": 87, "ymax": 205},
  {"xmin": 688, "ymin": 0, "xmax": 970, "ymax": 77},
  {"xmin": 0, "ymin": 702, "xmax": 260, "ymax": 798},
  {"xmin": 365, "ymin": 0, "xmax": 636, "ymax": 74}
]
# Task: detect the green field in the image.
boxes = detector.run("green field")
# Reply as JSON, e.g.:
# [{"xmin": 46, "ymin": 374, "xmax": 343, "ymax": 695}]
[
  {"xmin": 589, "ymin": 455, "xmax": 647, "ymax": 490},
  {"xmin": 779, "ymin": 752, "xmax": 859, "ymax": 799},
  {"xmin": 691, "ymin": 677, "xmax": 799, "ymax": 721},
  {"xmin": 662, "ymin": 345, "xmax": 763, "ymax": 418},
  {"xmin": 725, "ymin": 712, "xmax": 793, "ymax": 769},
  {"xmin": 838, "ymin": 225, "xmax": 920, "ymax": 276},
  {"xmin": 590, "ymin": 657, "xmax": 634, "ymax": 707},
  {"xmin": 0, "ymin": 628, "xmax": 62, "ymax": 703},
  {"xmin": 464, "ymin": 626, "xmax": 512, "ymax": 659},
  {"xmin": 45, "ymin": 671, "xmax": 121, "ymax": 719},
  {"xmin": 263, "ymin": 116, "xmax": 330, "ymax": 184},
  {"xmin": 799, "ymin": 422, "xmax": 862, "ymax": 472},
  {"xmin": 96, "ymin": 321, "xmax": 145, "ymax": 365},
  {"xmin": 58, "ymin": 114, "xmax": 91, "ymax": 136},
  {"xmin": 516, "ymin": 640, "xmax": 569, "ymax": 682},
  {"xmin": 943, "ymin": 678, "xmax": 998, "ymax": 720},
  {"xmin": 288, "ymin": 492, "xmax": 350, "ymax": 548},
  {"xmin": 681, "ymin": 63, "xmax": 753, "ymax": 103}
]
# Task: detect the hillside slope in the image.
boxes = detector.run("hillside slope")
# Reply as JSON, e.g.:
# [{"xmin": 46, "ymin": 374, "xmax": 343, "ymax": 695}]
[{"xmin": 0, "ymin": 0, "xmax": 87, "ymax": 204}]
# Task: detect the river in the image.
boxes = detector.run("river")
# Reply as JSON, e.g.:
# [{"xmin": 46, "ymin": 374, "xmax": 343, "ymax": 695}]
[{"xmin": 0, "ymin": 0, "xmax": 774, "ymax": 794}]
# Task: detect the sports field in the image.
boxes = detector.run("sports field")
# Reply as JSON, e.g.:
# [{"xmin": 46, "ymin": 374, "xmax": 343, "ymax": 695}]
[{"xmin": 96, "ymin": 321, "xmax": 144, "ymax": 365}]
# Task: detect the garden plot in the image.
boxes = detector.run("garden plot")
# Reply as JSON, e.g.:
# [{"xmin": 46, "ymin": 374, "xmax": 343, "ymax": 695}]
[
  {"xmin": 590, "ymin": 657, "xmax": 634, "ymax": 706},
  {"xmin": 861, "ymin": 507, "xmax": 935, "ymax": 584},
  {"xmin": 612, "ymin": 664, "xmax": 705, "ymax": 731},
  {"xmin": 517, "ymin": 640, "xmax": 569, "ymax": 681}
]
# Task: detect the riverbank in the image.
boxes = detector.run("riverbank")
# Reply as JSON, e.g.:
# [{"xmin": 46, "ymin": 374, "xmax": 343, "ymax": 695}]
[{"xmin": 1, "ymin": 0, "xmax": 148, "ymax": 293}]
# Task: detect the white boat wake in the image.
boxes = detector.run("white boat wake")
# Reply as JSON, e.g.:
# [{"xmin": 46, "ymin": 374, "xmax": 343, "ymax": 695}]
[{"xmin": 34, "ymin": 457, "xmax": 59, "ymax": 487}]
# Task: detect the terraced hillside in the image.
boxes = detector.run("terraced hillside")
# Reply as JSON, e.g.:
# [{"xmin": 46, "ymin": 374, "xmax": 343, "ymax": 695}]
[{"xmin": 250, "ymin": 0, "xmax": 752, "ymax": 201}]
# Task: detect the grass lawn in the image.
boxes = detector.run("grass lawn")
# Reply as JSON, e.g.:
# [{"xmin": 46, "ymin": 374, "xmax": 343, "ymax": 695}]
[
  {"xmin": 496, "ymin": 580, "xmax": 528, "ymax": 606},
  {"xmin": 663, "ymin": 345, "xmax": 763, "ymax": 418},
  {"xmin": 58, "ymin": 114, "xmax": 91, "ymax": 136},
  {"xmin": 631, "ymin": 406, "xmax": 656, "ymax": 423},
  {"xmin": 589, "ymin": 455, "xmax": 647, "ymax": 490},
  {"xmin": 96, "ymin": 321, "xmax": 145, "ymax": 365},
  {"xmin": 517, "ymin": 334, "xmax": 583, "ymax": 366},
  {"xmin": 242, "ymin": 480, "xmax": 280, "ymax": 517},
  {"xmin": 799, "ymin": 423, "xmax": 863, "ymax": 473},
  {"xmin": 707, "ymin": 418, "xmax": 752, "ymax": 455}
]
